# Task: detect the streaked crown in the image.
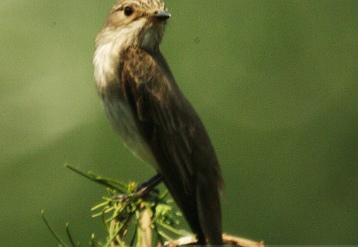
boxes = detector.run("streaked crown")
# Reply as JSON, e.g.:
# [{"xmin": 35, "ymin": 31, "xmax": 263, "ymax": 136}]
[
  {"xmin": 100, "ymin": 0, "xmax": 169, "ymax": 49},
  {"xmin": 112, "ymin": 0, "xmax": 165, "ymax": 11}
]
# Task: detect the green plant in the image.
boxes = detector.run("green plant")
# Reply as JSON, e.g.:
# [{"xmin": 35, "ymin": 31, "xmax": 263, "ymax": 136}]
[{"xmin": 42, "ymin": 165, "xmax": 189, "ymax": 247}]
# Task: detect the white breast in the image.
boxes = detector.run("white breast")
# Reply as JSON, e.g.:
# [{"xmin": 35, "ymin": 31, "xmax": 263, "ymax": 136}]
[
  {"xmin": 93, "ymin": 19, "xmax": 147, "ymax": 90},
  {"xmin": 93, "ymin": 20, "xmax": 157, "ymax": 167}
]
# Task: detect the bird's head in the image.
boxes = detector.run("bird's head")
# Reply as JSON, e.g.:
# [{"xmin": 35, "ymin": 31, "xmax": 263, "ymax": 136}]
[{"xmin": 97, "ymin": 0, "xmax": 170, "ymax": 52}]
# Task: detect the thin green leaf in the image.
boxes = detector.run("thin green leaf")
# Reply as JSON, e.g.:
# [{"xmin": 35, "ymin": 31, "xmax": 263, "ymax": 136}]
[
  {"xmin": 64, "ymin": 164, "xmax": 126, "ymax": 192},
  {"xmin": 129, "ymin": 223, "xmax": 138, "ymax": 247},
  {"xmin": 91, "ymin": 201, "xmax": 110, "ymax": 211},
  {"xmin": 65, "ymin": 222, "xmax": 77, "ymax": 247},
  {"xmin": 157, "ymin": 220, "xmax": 189, "ymax": 236},
  {"xmin": 41, "ymin": 210, "xmax": 69, "ymax": 247},
  {"xmin": 157, "ymin": 230, "xmax": 174, "ymax": 242},
  {"xmin": 90, "ymin": 234, "xmax": 96, "ymax": 247}
]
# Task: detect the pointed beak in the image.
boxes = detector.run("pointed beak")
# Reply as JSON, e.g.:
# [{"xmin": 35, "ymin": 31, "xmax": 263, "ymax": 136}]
[{"xmin": 154, "ymin": 10, "xmax": 171, "ymax": 21}]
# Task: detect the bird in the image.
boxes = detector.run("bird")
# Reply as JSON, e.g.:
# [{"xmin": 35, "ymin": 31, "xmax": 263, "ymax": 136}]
[{"xmin": 93, "ymin": 0, "xmax": 223, "ymax": 244}]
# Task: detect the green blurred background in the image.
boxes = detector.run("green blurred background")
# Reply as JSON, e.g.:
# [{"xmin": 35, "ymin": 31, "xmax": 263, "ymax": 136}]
[{"xmin": 1, "ymin": 0, "xmax": 357, "ymax": 246}]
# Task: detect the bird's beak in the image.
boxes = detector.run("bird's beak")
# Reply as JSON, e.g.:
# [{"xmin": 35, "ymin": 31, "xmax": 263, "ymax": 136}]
[{"xmin": 153, "ymin": 10, "xmax": 171, "ymax": 21}]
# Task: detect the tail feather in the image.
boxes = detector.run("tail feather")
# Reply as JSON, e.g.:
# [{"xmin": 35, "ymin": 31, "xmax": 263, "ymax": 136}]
[
  {"xmin": 162, "ymin": 172, "xmax": 222, "ymax": 245},
  {"xmin": 196, "ymin": 172, "xmax": 223, "ymax": 245}
]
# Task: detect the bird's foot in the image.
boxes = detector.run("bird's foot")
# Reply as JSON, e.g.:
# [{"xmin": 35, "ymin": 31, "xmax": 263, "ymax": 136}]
[{"xmin": 113, "ymin": 173, "xmax": 163, "ymax": 202}]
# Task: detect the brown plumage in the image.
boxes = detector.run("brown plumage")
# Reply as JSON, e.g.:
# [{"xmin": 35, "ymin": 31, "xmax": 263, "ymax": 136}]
[{"xmin": 93, "ymin": 0, "xmax": 223, "ymax": 244}]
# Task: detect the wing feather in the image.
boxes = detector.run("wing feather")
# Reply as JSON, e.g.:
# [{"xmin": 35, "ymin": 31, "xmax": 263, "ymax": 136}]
[
  {"xmin": 118, "ymin": 47, "xmax": 223, "ymax": 243},
  {"xmin": 120, "ymin": 47, "xmax": 196, "ymax": 193}
]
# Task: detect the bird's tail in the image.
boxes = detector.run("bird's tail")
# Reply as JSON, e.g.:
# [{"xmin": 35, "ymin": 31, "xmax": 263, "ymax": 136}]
[{"xmin": 163, "ymin": 174, "xmax": 223, "ymax": 245}]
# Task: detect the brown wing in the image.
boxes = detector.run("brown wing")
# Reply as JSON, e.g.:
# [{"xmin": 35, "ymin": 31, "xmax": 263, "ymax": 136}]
[
  {"xmin": 119, "ymin": 47, "xmax": 223, "ymax": 244},
  {"xmin": 120, "ymin": 47, "xmax": 198, "ymax": 191}
]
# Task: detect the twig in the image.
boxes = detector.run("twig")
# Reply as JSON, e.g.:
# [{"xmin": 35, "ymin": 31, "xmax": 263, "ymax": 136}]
[{"xmin": 163, "ymin": 233, "xmax": 265, "ymax": 247}]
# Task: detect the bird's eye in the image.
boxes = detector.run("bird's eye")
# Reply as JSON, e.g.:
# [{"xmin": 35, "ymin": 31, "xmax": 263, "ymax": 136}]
[{"xmin": 124, "ymin": 6, "xmax": 133, "ymax": 16}]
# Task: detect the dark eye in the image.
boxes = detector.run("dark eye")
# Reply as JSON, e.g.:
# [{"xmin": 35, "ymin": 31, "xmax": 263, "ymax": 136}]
[{"xmin": 124, "ymin": 6, "xmax": 133, "ymax": 16}]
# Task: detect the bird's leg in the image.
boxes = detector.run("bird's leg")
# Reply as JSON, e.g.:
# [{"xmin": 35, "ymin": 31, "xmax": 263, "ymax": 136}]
[
  {"xmin": 135, "ymin": 173, "xmax": 163, "ymax": 197},
  {"xmin": 114, "ymin": 174, "xmax": 163, "ymax": 201}
]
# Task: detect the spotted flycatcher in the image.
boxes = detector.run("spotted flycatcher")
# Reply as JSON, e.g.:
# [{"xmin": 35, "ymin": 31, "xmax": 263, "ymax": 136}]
[{"xmin": 93, "ymin": 0, "xmax": 223, "ymax": 244}]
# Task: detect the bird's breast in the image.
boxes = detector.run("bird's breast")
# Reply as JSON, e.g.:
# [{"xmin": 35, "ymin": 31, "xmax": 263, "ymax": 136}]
[
  {"xmin": 94, "ymin": 34, "xmax": 157, "ymax": 166},
  {"xmin": 101, "ymin": 90, "xmax": 157, "ymax": 167}
]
